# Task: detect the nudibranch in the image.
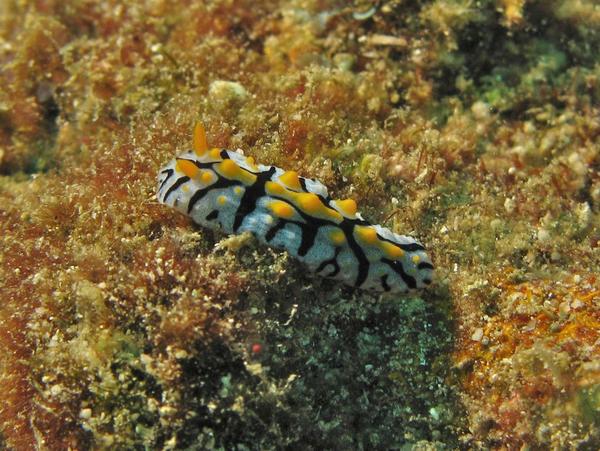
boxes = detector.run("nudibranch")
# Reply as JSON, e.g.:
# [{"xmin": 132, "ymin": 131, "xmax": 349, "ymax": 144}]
[{"xmin": 157, "ymin": 123, "xmax": 434, "ymax": 293}]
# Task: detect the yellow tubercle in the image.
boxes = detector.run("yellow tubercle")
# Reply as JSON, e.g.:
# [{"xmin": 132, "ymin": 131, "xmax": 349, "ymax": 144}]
[
  {"xmin": 233, "ymin": 186, "xmax": 244, "ymax": 196},
  {"xmin": 354, "ymin": 226, "xmax": 378, "ymax": 245},
  {"xmin": 219, "ymin": 159, "xmax": 238, "ymax": 176},
  {"xmin": 329, "ymin": 229, "xmax": 346, "ymax": 246},
  {"xmin": 265, "ymin": 180, "xmax": 286, "ymax": 196},
  {"xmin": 411, "ymin": 254, "xmax": 421, "ymax": 264},
  {"xmin": 297, "ymin": 193, "xmax": 343, "ymax": 222},
  {"xmin": 297, "ymin": 193, "xmax": 321, "ymax": 213},
  {"xmin": 209, "ymin": 148, "xmax": 223, "ymax": 160},
  {"xmin": 216, "ymin": 159, "xmax": 257, "ymax": 186},
  {"xmin": 182, "ymin": 185, "xmax": 190, "ymax": 193},
  {"xmin": 266, "ymin": 182, "xmax": 342, "ymax": 223},
  {"xmin": 176, "ymin": 159, "xmax": 200, "ymax": 179},
  {"xmin": 244, "ymin": 156, "xmax": 259, "ymax": 171},
  {"xmin": 217, "ymin": 195, "xmax": 227, "ymax": 206},
  {"xmin": 193, "ymin": 122, "xmax": 208, "ymax": 156},
  {"xmin": 268, "ymin": 200, "xmax": 295, "ymax": 219},
  {"xmin": 334, "ymin": 198, "xmax": 357, "ymax": 218},
  {"xmin": 279, "ymin": 170, "xmax": 302, "ymax": 191},
  {"xmin": 200, "ymin": 170, "xmax": 215, "ymax": 185},
  {"xmin": 382, "ymin": 242, "xmax": 404, "ymax": 259}
]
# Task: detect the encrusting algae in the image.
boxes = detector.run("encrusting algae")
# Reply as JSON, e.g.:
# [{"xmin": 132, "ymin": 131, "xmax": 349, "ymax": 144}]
[{"xmin": 1, "ymin": 0, "xmax": 599, "ymax": 449}]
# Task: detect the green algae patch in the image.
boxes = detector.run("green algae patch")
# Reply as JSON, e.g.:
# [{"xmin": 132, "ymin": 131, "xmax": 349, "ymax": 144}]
[
  {"xmin": 578, "ymin": 384, "xmax": 600, "ymax": 428},
  {"xmin": 1, "ymin": 0, "xmax": 599, "ymax": 449}
]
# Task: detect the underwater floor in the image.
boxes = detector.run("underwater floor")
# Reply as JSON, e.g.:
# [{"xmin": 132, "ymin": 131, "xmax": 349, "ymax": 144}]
[{"xmin": 0, "ymin": 1, "xmax": 598, "ymax": 449}]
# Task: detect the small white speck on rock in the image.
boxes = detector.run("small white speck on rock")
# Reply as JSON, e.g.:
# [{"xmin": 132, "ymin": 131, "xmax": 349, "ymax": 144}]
[{"xmin": 471, "ymin": 328, "xmax": 484, "ymax": 342}]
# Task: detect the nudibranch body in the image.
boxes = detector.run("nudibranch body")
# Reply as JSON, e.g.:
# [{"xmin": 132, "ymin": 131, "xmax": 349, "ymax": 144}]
[{"xmin": 157, "ymin": 123, "xmax": 433, "ymax": 293}]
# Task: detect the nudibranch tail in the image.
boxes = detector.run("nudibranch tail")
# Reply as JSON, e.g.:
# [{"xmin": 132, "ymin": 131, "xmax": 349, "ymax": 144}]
[{"xmin": 157, "ymin": 123, "xmax": 434, "ymax": 294}]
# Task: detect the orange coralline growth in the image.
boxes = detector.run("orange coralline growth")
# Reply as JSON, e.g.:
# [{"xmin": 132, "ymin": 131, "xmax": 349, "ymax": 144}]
[
  {"xmin": 557, "ymin": 314, "xmax": 600, "ymax": 343},
  {"xmin": 454, "ymin": 270, "xmax": 600, "ymax": 446}
]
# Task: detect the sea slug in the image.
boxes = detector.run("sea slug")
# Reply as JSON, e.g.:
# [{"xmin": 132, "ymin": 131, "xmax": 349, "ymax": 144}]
[{"xmin": 157, "ymin": 123, "xmax": 434, "ymax": 293}]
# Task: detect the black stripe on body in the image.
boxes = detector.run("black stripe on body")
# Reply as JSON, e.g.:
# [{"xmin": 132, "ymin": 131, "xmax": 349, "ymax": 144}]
[
  {"xmin": 377, "ymin": 234, "xmax": 426, "ymax": 252},
  {"xmin": 261, "ymin": 199, "xmax": 326, "ymax": 258},
  {"xmin": 341, "ymin": 222, "xmax": 370, "ymax": 288},
  {"xmin": 163, "ymin": 176, "xmax": 190, "ymax": 202},
  {"xmin": 381, "ymin": 274, "xmax": 391, "ymax": 292},
  {"xmin": 297, "ymin": 176, "xmax": 332, "ymax": 202},
  {"xmin": 397, "ymin": 242, "xmax": 426, "ymax": 252},
  {"xmin": 299, "ymin": 177, "xmax": 308, "ymax": 192},
  {"xmin": 297, "ymin": 225, "xmax": 319, "ymax": 257},
  {"xmin": 381, "ymin": 258, "xmax": 417, "ymax": 289},
  {"xmin": 206, "ymin": 210, "xmax": 219, "ymax": 221},
  {"xmin": 265, "ymin": 220, "xmax": 286, "ymax": 242},
  {"xmin": 315, "ymin": 248, "xmax": 341, "ymax": 278},
  {"xmin": 159, "ymin": 169, "xmax": 174, "ymax": 192},
  {"xmin": 263, "ymin": 215, "xmax": 317, "ymax": 257},
  {"xmin": 233, "ymin": 167, "xmax": 277, "ymax": 231},
  {"xmin": 187, "ymin": 177, "xmax": 240, "ymax": 214},
  {"xmin": 418, "ymin": 261, "xmax": 434, "ymax": 270},
  {"xmin": 317, "ymin": 193, "xmax": 332, "ymax": 205}
]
